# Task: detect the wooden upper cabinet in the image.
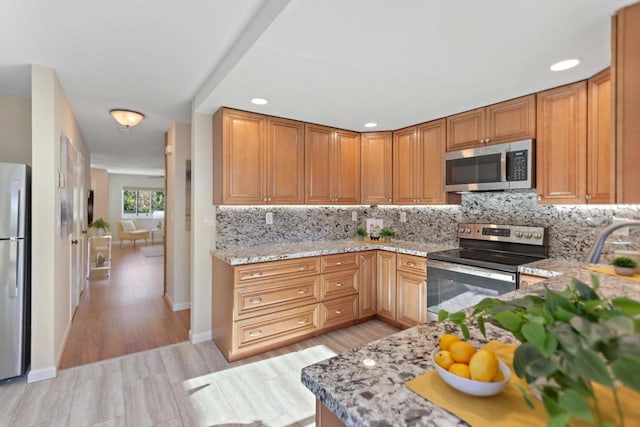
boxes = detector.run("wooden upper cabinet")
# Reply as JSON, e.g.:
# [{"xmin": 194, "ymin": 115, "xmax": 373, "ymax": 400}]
[
  {"xmin": 613, "ymin": 2, "xmax": 640, "ymax": 203},
  {"xmin": 213, "ymin": 108, "xmax": 266, "ymax": 205},
  {"xmin": 305, "ymin": 124, "xmax": 361, "ymax": 204},
  {"xmin": 536, "ymin": 81, "xmax": 588, "ymax": 204},
  {"xmin": 213, "ymin": 108, "xmax": 305, "ymax": 205},
  {"xmin": 266, "ymin": 117, "xmax": 305, "ymax": 204},
  {"xmin": 392, "ymin": 127, "xmax": 418, "ymax": 204},
  {"xmin": 361, "ymin": 132, "xmax": 393, "ymax": 204},
  {"xmin": 587, "ymin": 69, "xmax": 614, "ymax": 204},
  {"xmin": 446, "ymin": 95, "xmax": 536, "ymax": 151},
  {"xmin": 417, "ymin": 119, "xmax": 448, "ymax": 204}
]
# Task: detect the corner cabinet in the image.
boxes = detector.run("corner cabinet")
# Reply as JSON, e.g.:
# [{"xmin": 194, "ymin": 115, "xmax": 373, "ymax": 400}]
[
  {"xmin": 536, "ymin": 81, "xmax": 588, "ymax": 204},
  {"xmin": 361, "ymin": 132, "xmax": 393, "ymax": 204},
  {"xmin": 305, "ymin": 124, "xmax": 361, "ymax": 204},
  {"xmin": 212, "ymin": 108, "xmax": 304, "ymax": 205},
  {"xmin": 446, "ymin": 95, "xmax": 536, "ymax": 151}
]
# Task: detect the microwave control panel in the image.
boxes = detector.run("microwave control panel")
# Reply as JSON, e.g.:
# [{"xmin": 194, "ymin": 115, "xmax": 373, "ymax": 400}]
[{"xmin": 507, "ymin": 150, "xmax": 528, "ymax": 181}]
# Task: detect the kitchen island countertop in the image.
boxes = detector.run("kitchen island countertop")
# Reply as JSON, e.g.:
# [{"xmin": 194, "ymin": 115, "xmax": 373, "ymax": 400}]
[{"xmin": 301, "ymin": 266, "xmax": 640, "ymax": 426}]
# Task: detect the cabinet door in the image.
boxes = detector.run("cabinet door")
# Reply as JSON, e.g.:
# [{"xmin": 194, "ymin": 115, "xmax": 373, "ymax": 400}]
[
  {"xmin": 376, "ymin": 251, "xmax": 397, "ymax": 321},
  {"xmin": 334, "ymin": 130, "xmax": 361, "ymax": 204},
  {"xmin": 358, "ymin": 251, "xmax": 377, "ymax": 319},
  {"xmin": 361, "ymin": 132, "xmax": 393, "ymax": 204},
  {"xmin": 219, "ymin": 109, "xmax": 266, "ymax": 204},
  {"xmin": 446, "ymin": 108, "xmax": 485, "ymax": 151},
  {"xmin": 416, "ymin": 119, "xmax": 447, "ymax": 204},
  {"xmin": 536, "ymin": 81, "xmax": 587, "ymax": 204},
  {"xmin": 266, "ymin": 117, "xmax": 305, "ymax": 204},
  {"xmin": 486, "ymin": 95, "xmax": 536, "ymax": 145},
  {"xmin": 305, "ymin": 124, "xmax": 333, "ymax": 204},
  {"xmin": 614, "ymin": 2, "xmax": 640, "ymax": 203},
  {"xmin": 396, "ymin": 270, "xmax": 427, "ymax": 327},
  {"xmin": 587, "ymin": 69, "xmax": 614, "ymax": 204},
  {"xmin": 392, "ymin": 127, "xmax": 417, "ymax": 204}
]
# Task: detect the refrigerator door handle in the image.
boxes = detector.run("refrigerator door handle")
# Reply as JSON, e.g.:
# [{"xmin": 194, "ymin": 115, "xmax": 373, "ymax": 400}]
[
  {"xmin": 9, "ymin": 239, "xmax": 21, "ymax": 298},
  {"xmin": 10, "ymin": 180, "xmax": 21, "ymax": 238}
]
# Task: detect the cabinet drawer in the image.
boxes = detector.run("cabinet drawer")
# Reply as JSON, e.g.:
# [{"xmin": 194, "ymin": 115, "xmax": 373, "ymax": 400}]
[
  {"xmin": 321, "ymin": 294, "xmax": 358, "ymax": 329},
  {"xmin": 235, "ymin": 304, "xmax": 319, "ymax": 349},
  {"xmin": 321, "ymin": 270, "xmax": 358, "ymax": 300},
  {"xmin": 235, "ymin": 257, "xmax": 320, "ymax": 285},
  {"xmin": 234, "ymin": 276, "xmax": 320, "ymax": 320},
  {"xmin": 397, "ymin": 253, "xmax": 427, "ymax": 275},
  {"xmin": 321, "ymin": 253, "xmax": 359, "ymax": 273}
]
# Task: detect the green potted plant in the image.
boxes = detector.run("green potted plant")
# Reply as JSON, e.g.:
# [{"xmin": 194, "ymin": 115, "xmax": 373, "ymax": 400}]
[
  {"xmin": 355, "ymin": 226, "xmax": 368, "ymax": 241},
  {"xmin": 611, "ymin": 256, "xmax": 638, "ymax": 276},
  {"xmin": 90, "ymin": 218, "xmax": 110, "ymax": 235},
  {"xmin": 438, "ymin": 275, "xmax": 640, "ymax": 427},
  {"xmin": 379, "ymin": 227, "xmax": 397, "ymax": 241}
]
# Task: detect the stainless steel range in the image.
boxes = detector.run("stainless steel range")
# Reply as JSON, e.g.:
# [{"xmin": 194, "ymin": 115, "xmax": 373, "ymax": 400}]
[{"xmin": 426, "ymin": 223, "xmax": 548, "ymax": 320}]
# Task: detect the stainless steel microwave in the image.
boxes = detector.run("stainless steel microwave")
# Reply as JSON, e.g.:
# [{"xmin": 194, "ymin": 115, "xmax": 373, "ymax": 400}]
[{"xmin": 445, "ymin": 139, "xmax": 534, "ymax": 192}]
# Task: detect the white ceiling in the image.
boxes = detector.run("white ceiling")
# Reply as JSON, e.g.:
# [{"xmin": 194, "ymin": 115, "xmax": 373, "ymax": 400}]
[{"xmin": 0, "ymin": 0, "xmax": 636, "ymax": 175}]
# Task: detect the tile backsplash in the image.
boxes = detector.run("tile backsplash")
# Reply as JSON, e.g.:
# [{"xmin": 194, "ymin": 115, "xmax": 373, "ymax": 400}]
[{"xmin": 215, "ymin": 190, "xmax": 640, "ymax": 261}]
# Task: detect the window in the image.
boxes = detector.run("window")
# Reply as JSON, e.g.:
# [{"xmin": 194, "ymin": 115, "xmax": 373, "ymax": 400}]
[{"xmin": 122, "ymin": 188, "xmax": 165, "ymax": 217}]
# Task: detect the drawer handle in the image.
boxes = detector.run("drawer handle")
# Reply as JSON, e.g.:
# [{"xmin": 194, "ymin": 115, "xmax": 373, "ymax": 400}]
[
  {"xmin": 250, "ymin": 272, "xmax": 263, "ymax": 278},
  {"xmin": 406, "ymin": 261, "xmax": 416, "ymax": 267},
  {"xmin": 297, "ymin": 289, "xmax": 309, "ymax": 294},
  {"xmin": 335, "ymin": 282, "xmax": 343, "ymax": 287},
  {"xmin": 336, "ymin": 261, "xmax": 343, "ymax": 265},
  {"xmin": 299, "ymin": 265, "xmax": 310, "ymax": 270},
  {"xmin": 248, "ymin": 330, "xmax": 262, "ymax": 337},
  {"xmin": 249, "ymin": 297, "xmax": 262, "ymax": 304},
  {"xmin": 297, "ymin": 318, "xmax": 309, "ymax": 325},
  {"xmin": 335, "ymin": 309, "xmax": 345, "ymax": 315}
]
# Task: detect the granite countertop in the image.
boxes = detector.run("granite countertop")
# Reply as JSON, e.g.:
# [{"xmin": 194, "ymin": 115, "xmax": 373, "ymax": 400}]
[
  {"xmin": 301, "ymin": 267, "xmax": 640, "ymax": 427},
  {"xmin": 211, "ymin": 239, "xmax": 456, "ymax": 265}
]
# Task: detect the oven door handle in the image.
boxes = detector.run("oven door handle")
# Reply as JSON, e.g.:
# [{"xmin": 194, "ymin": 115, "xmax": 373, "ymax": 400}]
[{"xmin": 427, "ymin": 259, "xmax": 516, "ymax": 283}]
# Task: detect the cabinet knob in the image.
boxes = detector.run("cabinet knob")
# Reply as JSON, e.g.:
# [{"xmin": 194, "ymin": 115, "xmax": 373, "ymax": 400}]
[
  {"xmin": 537, "ymin": 195, "xmax": 542, "ymax": 201},
  {"xmin": 71, "ymin": 239, "xmax": 79, "ymax": 245},
  {"xmin": 248, "ymin": 330, "xmax": 262, "ymax": 337},
  {"xmin": 297, "ymin": 289, "xmax": 309, "ymax": 295},
  {"xmin": 249, "ymin": 297, "xmax": 262, "ymax": 304},
  {"xmin": 263, "ymin": 197, "xmax": 268, "ymax": 202},
  {"xmin": 298, "ymin": 264, "xmax": 309, "ymax": 270},
  {"xmin": 335, "ymin": 282, "xmax": 343, "ymax": 287},
  {"xmin": 335, "ymin": 309, "xmax": 345, "ymax": 315},
  {"xmin": 297, "ymin": 318, "xmax": 309, "ymax": 325},
  {"xmin": 406, "ymin": 261, "xmax": 416, "ymax": 267},
  {"xmin": 336, "ymin": 261, "xmax": 343, "ymax": 265},
  {"xmin": 388, "ymin": 198, "xmax": 392, "ymax": 203},
  {"xmin": 586, "ymin": 194, "xmax": 592, "ymax": 200}
]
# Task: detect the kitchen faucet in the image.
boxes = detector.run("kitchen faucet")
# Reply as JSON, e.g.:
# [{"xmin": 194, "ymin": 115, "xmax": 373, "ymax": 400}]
[{"xmin": 585, "ymin": 220, "xmax": 640, "ymax": 264}]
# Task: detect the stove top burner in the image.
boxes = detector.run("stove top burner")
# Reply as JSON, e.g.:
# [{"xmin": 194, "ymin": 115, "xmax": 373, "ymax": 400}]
[{"xmin": 427, "ymin": 248, "xmax": 544, "ymax": 272}]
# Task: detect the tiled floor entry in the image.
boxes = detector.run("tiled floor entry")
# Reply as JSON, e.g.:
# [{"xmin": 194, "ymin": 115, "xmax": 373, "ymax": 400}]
[{"xmin": 0, "ymin": 320, "xmax": 398, "ymax": 426}]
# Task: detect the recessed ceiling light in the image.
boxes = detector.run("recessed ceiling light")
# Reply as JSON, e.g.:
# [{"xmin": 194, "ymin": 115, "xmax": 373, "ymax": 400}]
[
  {"xmin": 550, "ymin": 58, "xmax": 580, "ymax": 72},
  {"xmin": 251, "ymin": 97, "xmax": 268, "ymax": 105},
  {"xmin": 364, "ymin": 122, "xmax": 378, "ymax": 128}
]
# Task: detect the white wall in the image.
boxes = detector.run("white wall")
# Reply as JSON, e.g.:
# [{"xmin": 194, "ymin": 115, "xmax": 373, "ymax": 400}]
[
  {"xmin": 166, "ymin": 123, "xmax": 191, "ymax": 310},
  {"xmin": 0, "ymin": 95, "xmax": 31, "ymax": 164},
  {"xmin": 189, "ymin": 110, "xmax": 215, "ymax": 343},
  {"xmin": 107, "ymin": 173, "xmax": 165, "ymax": 240},
  {"xmin": 90, "ymin": 167, "xmax": 109, "ymax": 221},
  {"xmin": 30, "ymin": 65, "xmax": 91, "ymax": 382}
]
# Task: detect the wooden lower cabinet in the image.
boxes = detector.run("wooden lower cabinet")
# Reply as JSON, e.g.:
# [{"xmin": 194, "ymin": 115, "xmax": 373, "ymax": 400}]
[
  {"xmin": 376, "ymin": 251, "xmax": 397, "ymax": 322},
  {"xmin": 321, "ymin": 294, "xmax": 358, "ymax": 329},
  {"xmin": 316, "ymin": 399, "xmax": 345, "ymax": 427},
  {"xmin": 396, "ymin": 270, "xmax": 427, "ymax": 327},
  {"xmin": 358, "ymin": 251, "xmax": 377, "ymax": 319}
]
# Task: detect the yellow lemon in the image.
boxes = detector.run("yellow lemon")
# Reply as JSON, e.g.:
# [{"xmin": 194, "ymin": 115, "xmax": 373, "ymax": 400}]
[
  {"xmin": 439, "ymin": 334, "xmax": 461, "ymax": 351},
  {"xmin": 469, "ymin": 350, "xmax": 499, "ymax": 382},
  {"xmin": 492, "ymin": 368, "xmax": 505, "ymax": 382},
  {"xmin": 448, "ymin": 363, "xmax": 471, "ymax": 379},
  {"xmin": 434, "ymin": 350, "xmax": 454, "ymax": 370},
  {"xmin": 449, "ymin": 341, "xmax": 477, "ymax": 364}
]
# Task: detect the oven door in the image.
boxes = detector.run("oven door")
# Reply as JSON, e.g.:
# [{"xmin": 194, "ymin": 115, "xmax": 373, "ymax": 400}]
[{"xmin": 426, "ymin": 259, "xmax": 517, "ymax": 320}]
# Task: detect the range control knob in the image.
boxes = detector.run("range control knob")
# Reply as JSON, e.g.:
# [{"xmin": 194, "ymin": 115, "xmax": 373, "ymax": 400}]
[
  {"xmin": 465, "ymin": 228, "xmax": 471, "ymax": 234},
  {"xmin": 533, "ymin": 233, "xmax": 542, "ymax": 239},
  {"xmin": 515, "ymin": 231, "xmax": 523, "ymax": 238},
  {"xmin": 458, "ymin": 227, "xmax": 465, "ymax": 233},
  {"xmin": 524, "ymin": 232, "xmax": 532, "ymax": 239}
]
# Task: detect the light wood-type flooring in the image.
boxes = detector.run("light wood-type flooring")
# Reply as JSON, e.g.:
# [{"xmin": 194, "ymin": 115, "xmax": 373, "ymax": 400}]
[
  {"xmin": 59, "ymin": 243, "xmax": 190, "ymax": 369},
  {"xmin": 0, "ymin": 319, "xmax": 398, "ymax": 426}
]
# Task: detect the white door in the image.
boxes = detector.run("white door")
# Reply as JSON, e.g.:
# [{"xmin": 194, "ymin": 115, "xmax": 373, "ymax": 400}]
[{"xmin": 69, "ymin": 146, "xmax": 84, "ymax": 314}]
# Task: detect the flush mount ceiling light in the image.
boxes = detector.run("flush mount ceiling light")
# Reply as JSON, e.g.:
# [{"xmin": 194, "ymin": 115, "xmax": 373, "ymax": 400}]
[
  {"xmin": 364, "ymin": 122, "xmax": 378, "ymax": 128},
  {"xmin": 251, "ymin": 97, "xmax": 268, "ymax": 105},
  {"xmin": 109, "ymin": 109, "xmax": 145, "ymax": 130},
  {"xmin": 550, "ymin": 58, "xmax": 581, "ymax": 71}
]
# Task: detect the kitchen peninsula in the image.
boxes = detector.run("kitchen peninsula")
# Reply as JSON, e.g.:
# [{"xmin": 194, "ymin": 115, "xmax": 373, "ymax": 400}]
[{"xmin": 300, "ymin": 266, "xmax": 640, "ymax": 426}]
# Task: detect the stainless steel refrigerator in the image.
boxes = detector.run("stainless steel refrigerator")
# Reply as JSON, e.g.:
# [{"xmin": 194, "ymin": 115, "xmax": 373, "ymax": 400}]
[{"xmin": 0, "ymin": 162, "xmax": 30, "ymax": 380}]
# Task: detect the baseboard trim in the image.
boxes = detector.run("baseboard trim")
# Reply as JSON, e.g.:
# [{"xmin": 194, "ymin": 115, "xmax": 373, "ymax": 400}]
[
  {"xmin": 173, "ymin": 302, "xmax": 190, "ymax": 311},
  {"xmin": 190, "ymin": 329, "xmax": 212, "ymax": 344},
  {"xmin": 56, "ymin": 317, "xmax": 73, "ymax": 367},
  {"xmin": 27, "ymin": 366, "xmax": 57, "ymax": 383}
]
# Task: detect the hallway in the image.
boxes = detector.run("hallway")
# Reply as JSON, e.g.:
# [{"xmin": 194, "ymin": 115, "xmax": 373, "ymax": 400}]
[{"xmin": 59, "ymin": 243, "xmax": 189, "ymax": 369}]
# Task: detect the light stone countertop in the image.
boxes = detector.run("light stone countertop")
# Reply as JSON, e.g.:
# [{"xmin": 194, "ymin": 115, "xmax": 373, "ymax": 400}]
[
  {"xmin": 301, "ymin": 266, "xmax": 640, "ymax": 427},
  {"xmin": 211, "ymin": 239, "xmax": 457, "ymax": 265}
]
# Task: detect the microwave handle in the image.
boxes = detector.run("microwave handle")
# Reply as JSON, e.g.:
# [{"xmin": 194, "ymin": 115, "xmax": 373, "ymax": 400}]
[{"xmin": 501, "ymin": 151, "xmax": 507, "ymax": 182}]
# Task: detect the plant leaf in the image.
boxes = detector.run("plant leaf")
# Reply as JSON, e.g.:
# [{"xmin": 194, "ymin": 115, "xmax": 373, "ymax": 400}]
[
  {"xmin": 572, "ymin": 278, "xmax": 600, "ymax": 301},
  {"xmin": 590, "ymin": 273, "xmax": 600, "ymax": 291},
  {"xmin": 448, "ymin": 311, "xmax": 466, "ymax": 324},
  {"xmin": 602, "ymin": 315, "xmax": 635, "ymax": 336},
  {"xmin": 611, "ymin": 356, "xmax": 640, "ymax": 392},
  {"xmin": 574, "ymin": 348, "xmax": 614, "ymax": 388},
  {"xmin": 521, "ymin": 322, "xmax": 557, "ymax": 357},
  {"xmin": 545, "ymin": 288, "xmax": 576, "ymax": 315},
  {"xmin": 548, "ymin": 413, "xmax": 572, "ymax": 427},
  {"xmin": 612, "ymin": 297, "xmax": 640, "ymax": 316},
  {"xmin": 515, "ymin": 383, "xmax": 535, "ymax": 409},
  {"xmin": 472, "ymin": 298, "xmax": 502, "ymax": 315},
  {"xmin": 477, "ymin": 315, "xmax": 486, "ymax": 338},
  {"xmin": 557, "ymin": 389, "xmax": 594, "ymax": 422},
  {"xmin": 548, "ymin": 323, "xmax": 581, "ymax": 355},
  {"xmin": 525, "ymin": 358, "xmax": 557, "ymax": 377},
  {"xmin": 437, "ymin": 309, "xmax": 449, "ymax": 322},
  {"xmin": 460, "ymin": 323, "xmax": 470, "ymax": 341},
  {"xmin": 526, "ymin": 306, "xmax": 554, "ymax": 325},
  {"xmin": 493, "ymin": 311, "xmax": 524, "ymax": 332},
  {"xmin": 513, "ymin": 343, "xmax": 544, "ymax": 382}
]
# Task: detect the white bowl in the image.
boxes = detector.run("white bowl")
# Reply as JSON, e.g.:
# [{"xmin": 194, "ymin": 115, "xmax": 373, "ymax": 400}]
[{"xmin": 431, "ymin": 350, "xmax": 512, "ymax": 397}]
